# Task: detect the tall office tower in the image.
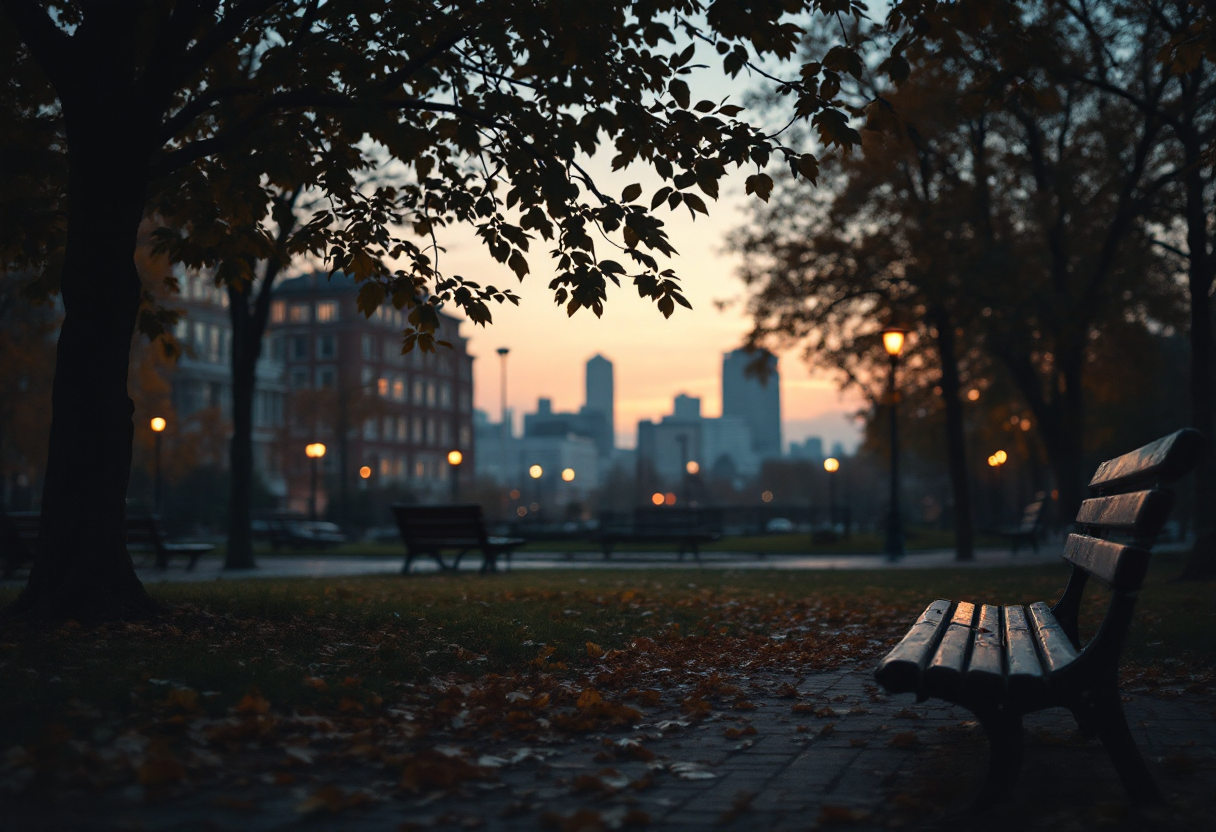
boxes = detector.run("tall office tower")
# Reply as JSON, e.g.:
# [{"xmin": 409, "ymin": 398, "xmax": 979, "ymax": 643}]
[
  {"xmin": 722, "ymin": 348, "xmax": 781, "ymax": 460},
  {"xmin": 583, "ymin": 354, "xmax": 615, "ymax": 455}
]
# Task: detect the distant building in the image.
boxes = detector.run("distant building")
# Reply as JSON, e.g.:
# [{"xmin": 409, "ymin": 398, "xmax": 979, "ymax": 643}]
[
  {"xmin": 171, "ymin": 267, "xmax": 287, "ymax": 496},
  {"xmin": 789, "ymin": 436, "xmax": 825, "ymax": 461},
  {"xmin": 583, "ymin": 354, "xmax": 615, "ymax": 455},
  {"xmin": 269, "ymin": 272, "xmax": 474, "ymax": 509},
  {"xmin": 636, "ymin": 394, "xmax": 758, "ymax": 490},
  {"xmin": 722, "ymin": 348, "xmax": 781, "ymax": 460},
  {"xmin": 522, "ymin": 397, "xmax": 609, "ymax": 473}
]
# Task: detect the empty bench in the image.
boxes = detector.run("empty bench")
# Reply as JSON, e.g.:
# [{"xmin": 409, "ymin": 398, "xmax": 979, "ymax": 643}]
[
  {"xmin": 597, "ymin": 507, "xmax": 723, "ymax": 561},
  {"xmin": 392, "ymin": 503, "xmax": 525, "ymax": 574},
  {"xmin": 997, "ymin": 492, "xmax": 1047, "ymax": 554},
  {"xmin": 874, "ymin": 429, "xmax": 1205, "ymax": 806},
  {"xmin": 1, "ymin": 511, "xmax": 214, "ymax": 575}
]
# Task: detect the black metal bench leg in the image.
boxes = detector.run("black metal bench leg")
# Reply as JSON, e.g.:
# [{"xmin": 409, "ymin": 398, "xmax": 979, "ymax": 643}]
[
  {"xmin": 974, "ymin": 708, "xmax": 1024, "ymax": 806},
  {"xmin": 1092, "ymin": 689, "xmax": 1162, "ymax": 805}
]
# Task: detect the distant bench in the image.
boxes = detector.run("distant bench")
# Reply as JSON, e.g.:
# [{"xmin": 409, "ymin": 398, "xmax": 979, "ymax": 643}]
[
  {"xmin": 1, "ymin": 511, "xmax": 214, "ymax": 577},
  {"xmin": 392, "ymin": 504, "xmax": 525, "ymax": 574},
  {"xmin": 874, "ymin": 429, "xmax": 1205, "ymax": 806},
  {"xmin": 997, "ymin": 493, "xmax": 1047, "ymax": 554},
  {"xmin": 597, "ymin": 507, "xmax": 723, "ymax": 561}
]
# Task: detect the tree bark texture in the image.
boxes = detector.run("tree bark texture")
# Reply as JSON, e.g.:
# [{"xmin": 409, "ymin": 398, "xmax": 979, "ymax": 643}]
[
  {"xmin": 931, "ymin": 309, "xmax": 975, "ymax": 561},
  {"xmin": 1179, "ymin": 131, "xmax": 1216, "ymax": 580},
  {"xmin": 14, "ymin": 79, "xmax": 158, "ymax": 618}
]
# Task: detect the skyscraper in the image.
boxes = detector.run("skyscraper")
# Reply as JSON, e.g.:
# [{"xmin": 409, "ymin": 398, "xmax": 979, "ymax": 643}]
[
  {"xmin": 722, "ymin": 348, "xmax": 781, "ymax": 460},
  {"xmin": 583, "ymin": 354, "xmax": 615, "ymax": 455}
]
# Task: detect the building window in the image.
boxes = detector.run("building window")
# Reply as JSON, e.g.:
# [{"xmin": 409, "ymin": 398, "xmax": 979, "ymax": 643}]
[
  {"xmin": 377, "ymin": 377, "xmax": 390, "ymax": 398},
  {"xmin": 316, "ymin": 366, "xmax": 336, "ymax": 388},
  {"xmin": 317, "ymin": 334, "xmax": 336, "ymax": 360},
  {"xmin": 415, "ymin": 460, "xmax": 427, "ymax": 479},
  {"xmin": 362, "ymin": 335, "xmax": 375, "ymax": 360},
  {"xmin": 291, "ymin": 335, "xmax": 309, "ymax": 360},
  {"xmin": 440, "ymin": 382, "xmax": 452, "ymax": 409},
  {"xmin": 426, "ymin": 418, "xmax": 436, "ymax": 445},
  {"xmin": 441, "ymin": 422, "xmax": 452, "ymax": 445},
  {"xmin": 426, "ymin": 381, "xmax": 437, "ymax": 407},
  {"xmin": 459, "ymin": 391, "xmax": 471, "ymax": 413},
  {"xmin": 412, "ymin": 378, "xmax": 425, "ymax": 404},
  {"xmin": 396, "ymin": 416, "xmax": 407, "ymax": 441},
  {"xmin": 174, "ymin": 320, "xmax": 188, "ymax": 341},
  {"xmin": 271, "ymin": 300, "xmax": 286, "ymax": 323},
  {"xmin": 316, "ymin": 300, "xmax": 338, "ymax": 322},
  {"xmin": 391, "ymin": 376, "xmax": 405, "ymax": 402},
  {"xmin": 380, "ymin": 457, "xmax": 392, "ymax": 477},
  {"xmin": 412, "ymin": 417, "xmax": 423, "ymax": 443},
  {"xmin": 384, "ymin": 416, "xmax": 394, "ymax": 440},
  {"xmin": 459, "ymin": 425, "xmax": 471, "ymax": 447},
  {"xmin": 361, "ymin": 366, "xmax": 373, "ymax": 386},
  {"xmin": 271, "ymin": 337, "xmax": 285, "ymax": 361},
  {"xmin": 288, "ymin": 302, "xmax": 310, "ymax": 323},
  {"xmin": 364, "ymin": 418, "xmax": 378, "ymax": 440},
  {"xmin": 291, "ymin": 368, "xmax": 309, "ymax": 390}
]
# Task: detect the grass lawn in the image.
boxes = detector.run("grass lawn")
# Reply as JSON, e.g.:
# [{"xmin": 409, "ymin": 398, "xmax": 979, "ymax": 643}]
[{"xmin": 1, "ymin": 549, "xmax": 1211, "ymax": 751}]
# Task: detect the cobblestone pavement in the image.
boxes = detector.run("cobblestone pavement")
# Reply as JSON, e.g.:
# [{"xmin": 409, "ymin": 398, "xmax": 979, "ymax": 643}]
[{"xmin": 9, "ymin": 662, "xmax": 1215, "ymax": 832}]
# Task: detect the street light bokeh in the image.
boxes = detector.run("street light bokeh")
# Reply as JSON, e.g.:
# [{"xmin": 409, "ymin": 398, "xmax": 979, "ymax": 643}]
[
  {"xmin": 359, "ymin": 465, "xmax": 372, "ymax": 479},
  {"xmin": 447, "ymin": 450, "xmax": 463, "ymax": 466},
  {"xmin": 561, "ymin": 468, "xmax": 575, "ymax": 482},
  {"xmin": 685, "ymin": 460, "xmax": 700, "ymax": 475},
  {"xmin": 150, "ymin": 417, "xmax": 166, "ymax": 433},
  {"xmin": 651, "ymin": 492, "xmax": 665, "ymax": 506},
  {"xmin": 447, "ymin": 449, "xmax": 463, "ymax": 501},
  {"xmin": 529, "ymin": 464, "xmax": 543, "ymax": 479},
  {"xmin": 823, "ymin": 457, "xmax": 839, "ymax": 473},
  {"xmin": 994, "ymin": 449, "xmax": 1008, "ymax": 465},
  {"xmin": 305, "ymin": 443, "xmax": 327, "ymax": 459}
]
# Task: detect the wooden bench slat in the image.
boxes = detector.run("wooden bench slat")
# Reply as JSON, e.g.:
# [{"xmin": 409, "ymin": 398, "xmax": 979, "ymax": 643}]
[
  {"xmin": 1075, "ymin": 490, "xmax": 1173, "ymax": 537},
  {"xmin": 874, "ymin": 599, "xmax": 952, "ymax": 693},
  {"xmin": 966, "ymin": 604, "xmax": 1005, "ymax": 695},
  {"xmin": 1062, "ymin": 533, "xmax": 1150, "ymax": 590},
  {"xmin": 1002, "ymin": 605, "xmax": 1046, "ymax": 697},
  {"xmin": 923, "ymin": 601, "xmax": 976, "ymax": 696},
  {"xmin": 1087, "ymin": 428, "xmax": 1206, "ymax": 492},
  {"xmin": 1027, "ymin": 601, "xmax": 1078, "ymax": 674}
]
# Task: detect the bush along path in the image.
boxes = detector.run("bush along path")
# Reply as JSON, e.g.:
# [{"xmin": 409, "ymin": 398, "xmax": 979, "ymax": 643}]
[{"xmin": 1, "ymin": 573, "xmax": 1214, "ymax": 830}]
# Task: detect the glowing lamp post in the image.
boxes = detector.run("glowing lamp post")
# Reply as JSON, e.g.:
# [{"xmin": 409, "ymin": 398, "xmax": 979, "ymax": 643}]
[
  {"xmin": 447, "ymin": 449, "xmax": 464, "ymax": 502},
  {"xmin": 150, "ymin": 417, "xmax": 166, "ymax": 514},
  {"xmin": 882, "ymin": 326, "xmax": 906, "ymax": 559},
  {"xmin": 305, "ymin": 442, "xmax": 327, "ymax": 521},
  {"xmin": 988, "ymin": 449, "xmax": 1007, "ymax": 523},
  {"xmin": 529, "ymin": 464, "xmax": 543, "ymax": 517},
  {"xmin": 824, "ymin": 457, "xmax": 840, "ymax": 528}
]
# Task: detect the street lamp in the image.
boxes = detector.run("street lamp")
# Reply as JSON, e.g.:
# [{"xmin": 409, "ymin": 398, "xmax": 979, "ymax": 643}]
[
  {"xmin": 305, "ymin": 442, "xmax": 327, "ymax": 521},
  {"xmin": 988, "ymin": 450, "xmax": 1007, "ymax": 524},
  {"xmin": 447, "ymin": 449, "xmax": 463, "ymax": 502},
  {"xmin": 882, "ymin": 325, "xmax": 907, "ymax": 559},
  {"xmin": 824, "ymin": 457, "xmax": 840, "ymax": 529},
  {"xmin": 529, "ymin": 463, "xmax": 543, "ymax": 517},
  {"xmin": 150, "ymin": 417, "xmax": 166, "ymax": 515},
  {"xmin": 561, "ymin": 468, "xmax": 575, "ymax": 482}
]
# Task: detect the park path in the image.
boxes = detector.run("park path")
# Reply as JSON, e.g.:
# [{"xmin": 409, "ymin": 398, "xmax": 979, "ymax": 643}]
[{"xmin": 8, "ymin": 661, "xmax": 1214, "ymax": 832}]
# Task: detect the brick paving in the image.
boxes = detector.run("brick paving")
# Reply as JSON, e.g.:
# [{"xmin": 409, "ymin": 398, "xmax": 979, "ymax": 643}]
[{"xmin": 9, "ymin": 662, "xmax": 1215, "ymax": 832}]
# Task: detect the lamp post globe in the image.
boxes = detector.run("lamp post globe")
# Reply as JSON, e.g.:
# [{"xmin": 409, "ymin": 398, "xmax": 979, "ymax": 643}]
[
  {"xmin": 881, "ymin": 325, "xmax": 907, "ymax": 559},
  {"xmin": 447, "ymin": 449, "xmax": 463, "ymax": 502},
  {"xmin": 823, "ymin": 457, "xmax": 840, "ymax": 529}
]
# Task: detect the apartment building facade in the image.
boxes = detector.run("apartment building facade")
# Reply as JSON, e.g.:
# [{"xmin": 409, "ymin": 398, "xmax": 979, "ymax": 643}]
[{"xmin": 269, "ymin": 272, "xmax": 474, "ymax": 511}]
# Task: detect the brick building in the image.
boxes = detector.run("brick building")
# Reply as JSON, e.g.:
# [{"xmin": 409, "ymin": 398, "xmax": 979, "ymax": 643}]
[{"xmin": 269, "ymin": 273, "xmax": 474, "ymax": 512}]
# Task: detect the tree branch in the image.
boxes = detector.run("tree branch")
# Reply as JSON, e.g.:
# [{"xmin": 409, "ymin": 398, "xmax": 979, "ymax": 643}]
[{"xmin": 0, "ymin": 0, "xmax": 74, "ymax": 92}]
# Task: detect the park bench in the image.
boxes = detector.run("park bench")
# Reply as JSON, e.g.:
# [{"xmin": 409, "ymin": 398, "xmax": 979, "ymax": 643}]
[
  {"xmin": 997, "ymin": 492, "xmax": 1047, "ymax": 554},
  {"xmin": 1, "ymin": 511, "xmax": 214, "ymax": 575},
  {"xmin": 597, "ymin": 507, "xmax": 723, "ymax": 561},
  {"xmin": 391, "ymin": 503, "xmax": 525, "ymax": 574},
  {"xmin": 874, "ymin": 428, "xmax": 1205, "ymax": 806}
]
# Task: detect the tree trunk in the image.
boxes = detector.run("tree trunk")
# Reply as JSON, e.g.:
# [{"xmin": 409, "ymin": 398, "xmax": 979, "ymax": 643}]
[
  {"xmin": 1179, "ymin": 134, "xmax": 1216, "ymax": 580},
  {"xmin": 12, "ymin": 119, "xmax": 156, "ymax": 619},
  {"xmin": 931, "ymin": 309, "xmax": 974, "ymax": 561},
  {"xmin": 225, "ymin": 284, "xmax": 259, "ymax": 570}
]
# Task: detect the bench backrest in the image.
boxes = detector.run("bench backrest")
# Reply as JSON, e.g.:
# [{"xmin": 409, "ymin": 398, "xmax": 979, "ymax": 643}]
[
  {"xmin": 125, "ymin": 515, "xmax": 167, "ymax": 551},
  {"xmin": 1016, "ymin": 496, "xmax": 1045, "ymax": 534},
  {"xmin": 392, "ymin": 504, "xmax": 488, "ymax": 551},
  {"xmin": 1062, "ymin": 428, "xmax": 1205, "ymax": 591}
]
